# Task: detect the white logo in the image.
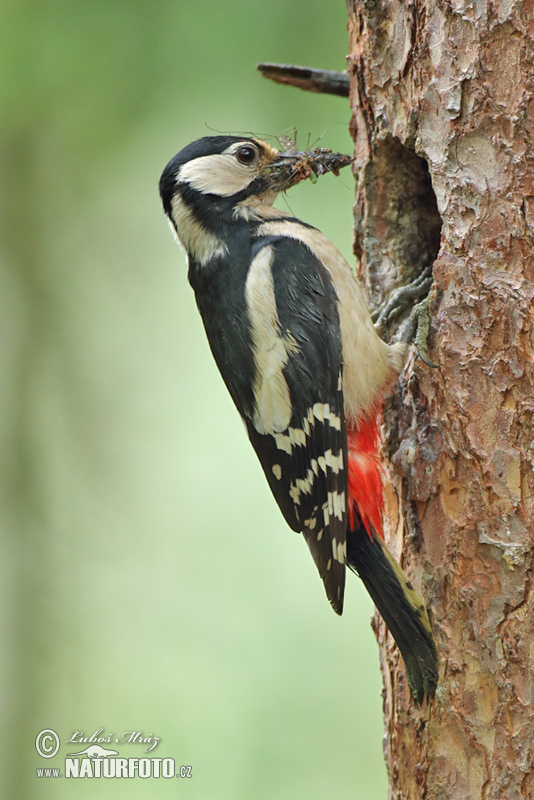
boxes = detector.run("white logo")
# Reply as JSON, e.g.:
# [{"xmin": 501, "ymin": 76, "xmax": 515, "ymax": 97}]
[
  {"xmin": 66, "ymin": 745, "xmax": 119, "ymax": 759},
  {"xmin": 35, "ymin": 727, "xmax": 193, "ymax": 780},
  {"xmin": 36, "ymin": 730, "xmax": 60, "ymax": 759}
]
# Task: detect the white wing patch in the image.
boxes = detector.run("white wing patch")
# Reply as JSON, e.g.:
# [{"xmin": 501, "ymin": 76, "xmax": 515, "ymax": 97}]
[
  {"xmin": 245, "ymin": 246, "xmax": 300, "ymax": 435},
  {"xmin": 331, "ymin": 536, "xmax": 347, "ymax": 563},
  {"xmin": 256, "ymin": 220, "xmax": 406, "ymax": 419},
  {"xmin": 313, "ymin": 402, "xmax": 341, "ymax": 429}
]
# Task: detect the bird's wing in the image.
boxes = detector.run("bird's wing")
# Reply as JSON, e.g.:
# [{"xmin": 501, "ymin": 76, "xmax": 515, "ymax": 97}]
[{"xmin": 244, "ymin": 236, "xmax": 348, "ymax": 613}]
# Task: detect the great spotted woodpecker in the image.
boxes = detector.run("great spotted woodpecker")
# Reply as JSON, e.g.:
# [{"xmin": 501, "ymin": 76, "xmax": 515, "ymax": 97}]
[{"xmin": 159, "ymin": 135, "xmax": 438, "ymax": 702}]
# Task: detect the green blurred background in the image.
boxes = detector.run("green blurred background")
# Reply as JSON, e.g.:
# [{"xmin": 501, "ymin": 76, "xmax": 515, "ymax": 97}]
[{"xmin": 1, "ymin": 0, "xmax": 388, "ymax": 797}]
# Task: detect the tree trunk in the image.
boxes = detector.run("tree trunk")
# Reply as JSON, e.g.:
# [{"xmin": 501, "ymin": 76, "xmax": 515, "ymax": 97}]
[{"xmin": 347, "ymin": 1, "xmax": 534, "ymax": 798}]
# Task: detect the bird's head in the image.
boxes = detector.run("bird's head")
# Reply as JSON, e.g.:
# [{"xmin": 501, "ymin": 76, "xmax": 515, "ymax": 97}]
[{"xmin": 159, "ymin": 135, "xmax": 352, "ymax": 263}]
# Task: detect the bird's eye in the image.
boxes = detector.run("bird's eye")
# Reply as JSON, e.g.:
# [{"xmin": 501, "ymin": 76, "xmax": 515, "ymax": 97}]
[{"xmin": 236, "ymin": 145, "xmax": 257, "ymax": 165}]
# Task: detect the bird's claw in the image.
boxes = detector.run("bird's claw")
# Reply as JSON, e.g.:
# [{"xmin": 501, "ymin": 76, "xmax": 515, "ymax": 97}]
[
  {"xmin": 372, "ymin": 265, "xmax": 436, "ymax": 367},
  {"xmin": 372, "ymin": 266, "xmax": 433, "ymax": 331},
  {"xmin": 398, "ymin": 294, "xmax": 437, "ymax": 368}
]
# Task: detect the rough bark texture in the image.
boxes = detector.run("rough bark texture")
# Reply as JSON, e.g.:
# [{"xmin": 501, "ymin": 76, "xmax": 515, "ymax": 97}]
[{"xmin": 347, "ymin": 1, "xmax": 534, "ymax": 798}]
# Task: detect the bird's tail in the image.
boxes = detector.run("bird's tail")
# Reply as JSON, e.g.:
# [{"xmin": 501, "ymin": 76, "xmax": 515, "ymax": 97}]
[{"xmin": 347, "ymin": 523, "xmax": 438, "ymax": 704}]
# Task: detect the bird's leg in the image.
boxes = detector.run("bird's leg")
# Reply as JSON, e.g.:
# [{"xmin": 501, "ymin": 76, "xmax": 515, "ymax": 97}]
[
  {"xmin": 372, "ymin": 265, "xmax": 433, "ymax": 330},
  {"xmin": 372, "ymin": 265, "xmax": 436, "ymax": 367},
  {"xmin": 397, "ymin": 295, "xmax": 437, "ymax": 368}
]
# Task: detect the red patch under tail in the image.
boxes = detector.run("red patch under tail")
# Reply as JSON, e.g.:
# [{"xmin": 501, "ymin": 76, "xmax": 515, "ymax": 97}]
[{"xmin": 347, "ymin": 410, "xmax": 384, "ymax": 539}]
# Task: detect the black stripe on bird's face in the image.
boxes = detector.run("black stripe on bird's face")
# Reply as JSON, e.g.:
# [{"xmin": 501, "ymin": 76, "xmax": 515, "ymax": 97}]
[
  {"xmin": 159, "ymin": 137, "xmax": 283, "ymax": 264},
  {"xmin": 159, "ymin": 135, "xmax": 353, "ymax": 232},
  {"xmin": 159, "ymin": 136, "xmax": 353, "ymax": 269},
  {"xmin": 159, "ymin": 137, "xmax": 279, "ymax": 214}
]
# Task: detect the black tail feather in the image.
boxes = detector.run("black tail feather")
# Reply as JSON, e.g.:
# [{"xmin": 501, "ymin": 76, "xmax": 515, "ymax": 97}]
[{"xmin": 347, "ymin": 526, "xmax": 438, "ymax": 704}]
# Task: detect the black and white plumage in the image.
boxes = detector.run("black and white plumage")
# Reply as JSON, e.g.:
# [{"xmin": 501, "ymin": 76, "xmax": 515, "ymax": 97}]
[{"xmin": 159, "ymin": 135, "xmax": 438, "ymax": 701}]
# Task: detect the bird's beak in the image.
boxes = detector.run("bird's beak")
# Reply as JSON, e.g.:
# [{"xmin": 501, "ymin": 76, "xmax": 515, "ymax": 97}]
[{"xmin": 265, "ymin": 148, "xmax": 353, "ymax": 191}]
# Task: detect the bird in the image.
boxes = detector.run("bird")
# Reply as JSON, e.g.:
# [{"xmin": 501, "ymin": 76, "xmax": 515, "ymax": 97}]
[{"xmin": 159, "ymin": 134, "xmax": 438, "ymax": 702}]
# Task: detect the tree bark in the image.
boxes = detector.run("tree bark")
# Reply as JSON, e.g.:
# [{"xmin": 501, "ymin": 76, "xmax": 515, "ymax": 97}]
[{"xmin": 347, "ymin": 1, "xmax": 534, "ymax": 798}]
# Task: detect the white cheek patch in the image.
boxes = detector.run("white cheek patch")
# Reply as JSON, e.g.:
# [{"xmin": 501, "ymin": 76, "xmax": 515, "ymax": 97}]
[{"xmin": 179, "ymin": 154, "xmax": 255, "ymax": 197}]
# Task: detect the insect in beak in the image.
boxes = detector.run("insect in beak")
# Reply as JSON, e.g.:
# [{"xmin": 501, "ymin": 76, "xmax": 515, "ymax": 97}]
[{"xmin": 266, "ymin": 146, "xmax": 353, "ymax": 190}]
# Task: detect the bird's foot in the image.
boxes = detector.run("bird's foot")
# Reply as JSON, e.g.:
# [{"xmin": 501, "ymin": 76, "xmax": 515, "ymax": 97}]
[
  {"xmin": 372, "ymin": 266, "xmax": 433, "ymax": 331},
  {"xmin": 372, "ymin": 265, "xmax": 436, "ymax": 367},
  {"xmin": 397, "ymin": 294, "xmax": 437, "ymax": 368}
]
